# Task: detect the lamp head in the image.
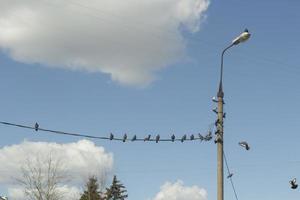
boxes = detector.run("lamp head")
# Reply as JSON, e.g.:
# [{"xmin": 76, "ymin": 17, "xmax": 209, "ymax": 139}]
[{"xmin": 232, "ymin": 29, "xmax": 251, "ymax": 45}]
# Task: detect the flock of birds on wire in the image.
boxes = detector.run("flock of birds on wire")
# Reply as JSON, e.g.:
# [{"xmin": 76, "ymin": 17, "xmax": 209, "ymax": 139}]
[
  {"xmin": 33, "ymin": 122, "xmax": 214, "ymax": 143},
  {"xmin": 34, "ymin": 122, "xmax": 253, "ymax": 147},
  {"xmin": 1, "ymin": 116, "xmax": 298, "ymax": 190},
  {"xmin": 35, "ymin": 121, "xmax": 299, "ymax": 190},
  {"xmin": 0, "ymin": 28, "xmax": 297, "ymax": 193}
]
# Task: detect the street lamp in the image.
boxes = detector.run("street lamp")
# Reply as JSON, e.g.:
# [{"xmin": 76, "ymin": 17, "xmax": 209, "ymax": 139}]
[
  {"xmin": 218, "ymin": 29, "xmax": 251, "ymax": 97},
  {"xmin": 215, "ymin": 29, "xmax": 250, "ymax": 200}
]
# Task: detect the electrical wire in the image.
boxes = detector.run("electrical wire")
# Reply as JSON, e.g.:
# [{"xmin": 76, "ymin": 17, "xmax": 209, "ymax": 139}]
[
  {"xmin": 223, "ymin": 150, "xmax": 239, "ymax": 200},
  {"xmin": 0, "ymin": 121, "xmax": 213, "ymax": 143}
]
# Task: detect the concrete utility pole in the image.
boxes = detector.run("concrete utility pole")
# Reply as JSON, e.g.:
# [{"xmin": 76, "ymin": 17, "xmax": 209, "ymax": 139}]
[
  {"xmin": 215, "ymin": 29, "xmax": 251, "ymax": 200},
  {"xmin": 216, "ymin": 81, "xmax": 225, "ymax": 200}
]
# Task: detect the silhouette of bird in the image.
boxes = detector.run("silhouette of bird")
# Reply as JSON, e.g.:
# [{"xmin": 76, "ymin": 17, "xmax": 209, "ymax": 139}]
[
  {"xmin": 215, "ymin": 119, "xmax": 220, "ymax": 127},
  {"xmin": 204, "ymin": 131, "xmax": 212, "ymax": 141},
  {"xmin": 190, "ymin": 134, "xmax": 195, "ymax": 140},
  {"xmin": 227, "ymin": 173, "xmax": 233, "ymax": 179},
  {"xmin": 198, "ymin": 133, "xmax": 204, "ymax": 141},
  {"xmin": 122, "ymin": 134, "xmax": 127, "ymax": 142},
  {"xmin": 290, "ymin": 178, "xmax": 298, "ymax": 189},
  {"xmin": 171, "ymin": 134, "xmax": 175, "ymax": 142},
  {"xmin": 155, "ymin": 135, "xmax": 160, "ymax": 143},
  {"xmin": 144, "ymin": 134, "xmax": 151, "ymax": 141},
  {"xmin": 214, "ymin": 134, "xmax": 222, "ymax": 144},
  {"xmin": 131, "ymin": 135, "xmax": 137, "ymax": 141},
  {"xmin": 212, "ymin": 108, "xmax": 218, "ymax": 114},
  {"xmin": 239, "ymin": 141, "xmax": 250, "ymax": 150},
  {"xmin": 181, "ymin": 134, "xmax": 187, "ymax": 142},
  {"xmin": 109, "ymin": 133, "xmax": 114, "ymax": 140},
  {"xmin": 212, "ymin": 97, "xmax": 218, "ymax": 103},
  {"xmin": 34, "ymin": 123, "xmax": 39, "ymax": 131}
]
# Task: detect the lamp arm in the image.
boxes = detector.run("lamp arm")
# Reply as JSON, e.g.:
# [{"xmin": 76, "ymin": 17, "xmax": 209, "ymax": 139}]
[{"xmin": 218, "ymin": 43, "xmax": 234, "ymax": 97}]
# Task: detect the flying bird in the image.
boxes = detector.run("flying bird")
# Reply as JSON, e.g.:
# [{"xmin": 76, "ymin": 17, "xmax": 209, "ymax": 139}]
[
  {"xmin": 290, "ymin": 178, "xmax": 298, "ymax": 189},
  {"xmin": 239, "ymin": 141, "xmax": 250, "ymax": 150},
  {"xmin": 34, "ymin": 123, "xmax": 39, "ymax": 131}
]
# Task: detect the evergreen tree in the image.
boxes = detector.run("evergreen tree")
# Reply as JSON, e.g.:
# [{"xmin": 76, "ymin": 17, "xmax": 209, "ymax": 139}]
[
  {"xmin": 105, "ymin": 175, "xmax": 128, "ymax": 200},
  {"xmin": 80, "ymin": 176, "xmax": 104, "ymax": 200}
]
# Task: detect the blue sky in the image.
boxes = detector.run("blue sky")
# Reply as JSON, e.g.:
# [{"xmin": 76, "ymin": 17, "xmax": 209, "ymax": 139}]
[{"xmin": 0, "ymin": 0, "xmax": 300, "ymax": 199}]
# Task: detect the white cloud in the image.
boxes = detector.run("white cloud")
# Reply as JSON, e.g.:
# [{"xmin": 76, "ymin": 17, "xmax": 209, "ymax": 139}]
[
  {"xmin": 0, "ymin": 0, "xmax": 209, "ymax": 86},
  {"xmin": 7, "ymin": 188, "xmax": 23, "ymax": 200},
  {"xmin": 152, "ymin": 180, "xmax": 207, "ymax": 200},
  {"xmin": 0, "ymin": 140, "xmax": 113, "ymax": 200}
]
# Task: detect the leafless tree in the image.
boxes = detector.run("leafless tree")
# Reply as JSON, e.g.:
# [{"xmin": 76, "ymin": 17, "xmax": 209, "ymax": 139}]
[{"xmin": 16, "ymin": 153, "xmax": 69, "ymax": 200}]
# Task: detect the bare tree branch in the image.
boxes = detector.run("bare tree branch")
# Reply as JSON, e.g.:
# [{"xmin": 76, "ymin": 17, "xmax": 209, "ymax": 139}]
[{"xmin": 15, "ymin": 152, "xmax": 69, "ymax": 200}]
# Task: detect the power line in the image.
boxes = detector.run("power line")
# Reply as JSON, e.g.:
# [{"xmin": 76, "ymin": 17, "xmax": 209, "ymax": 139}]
[
  {"xmin": 223, "ymin": 151, "xmax": 239, "ymax": 200},
  {"xmin": 0, "ymin": 121, "xmax": 214, "ymax": 143}
]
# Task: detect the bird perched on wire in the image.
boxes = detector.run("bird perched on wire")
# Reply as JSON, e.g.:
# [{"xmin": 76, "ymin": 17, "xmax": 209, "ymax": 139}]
[
  {"xmin": 181, "ymin": 134, "xmax": 187, "ymax": 142},
  {"xmin": 190, "ymin": 134, "xmax": 195, "ymax": 140},
  {"xmin": 171, "ymin": 134, "xmax": 175, "ymax": 142},
  {"xmin": 227, "ymin": 173, "xmax": 233, "ymax": 179},
  {"xmin": 290, "ymin": 178, "xmax": 298, "ymax": 189},
  {"xmin": 204, "ymin": 131, "xmax": 212, "ymax": 141},
  {"xmin": 34, "ymin": 123, "xmax": 39, "ymax": 131},
  {"xmin": 155, "ymin": 135, "xmax": 160, "ymax": 143},
  {"xmin": 144, "ymin": 134, "xmax": 151, "ymax": 141},
  {"xmin": 131, "ymin": 135, "xmax": 137, "ymax": 141},
  {"xmin": 109, "ymin": 133, "xmax": 114, "ymax": 140},
  {"xmin": 122, "ymin": 134, "xmax": 127, "ymax": 142},
  {"xmin": 239, "ymin": 141, "xmax": 250, "ymax": 150},
  {"xmin": 198, "ymin": 133, "xmax": 204, "ymax": 141}
]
